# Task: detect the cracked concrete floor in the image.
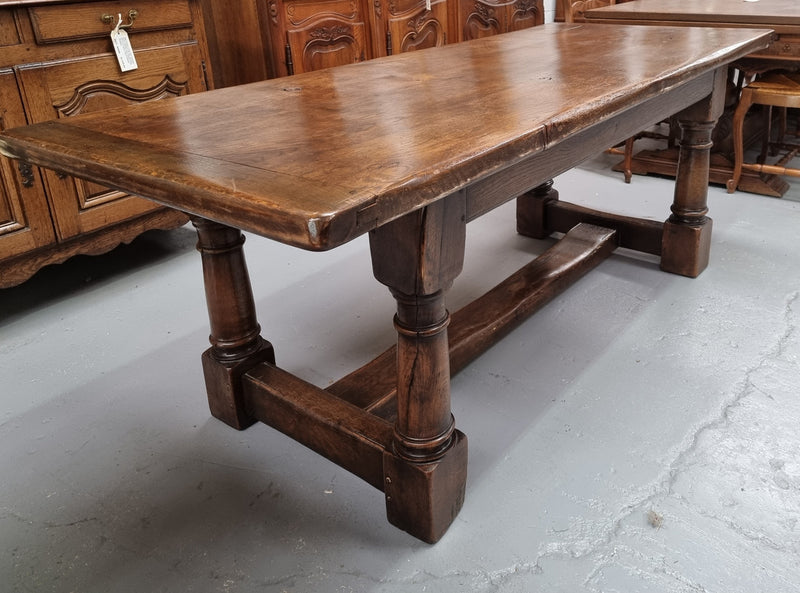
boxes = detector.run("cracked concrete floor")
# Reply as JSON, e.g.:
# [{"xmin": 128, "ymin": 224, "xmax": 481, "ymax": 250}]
[{"xmin": 2, "ymin": 151, "xmax": 799, "ymax": 593}]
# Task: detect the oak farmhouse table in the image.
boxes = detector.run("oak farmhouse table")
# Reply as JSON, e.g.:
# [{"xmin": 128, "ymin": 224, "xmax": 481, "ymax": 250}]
[
  {"xmin": 586, "ymin": 0, "xmax": 800, "ymax": 196},
  {"xmin": 0, "ymin": 23, "xmax": 772, "ymax": 543}
]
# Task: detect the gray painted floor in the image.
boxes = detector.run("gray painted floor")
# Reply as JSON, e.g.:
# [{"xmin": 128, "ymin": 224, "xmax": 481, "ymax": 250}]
[{"xmin": 2, "ymin": 152, "xmax": 799, "ymax": 592}]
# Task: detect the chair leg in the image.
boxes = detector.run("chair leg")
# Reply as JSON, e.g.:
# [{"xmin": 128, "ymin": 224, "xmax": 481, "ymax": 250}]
[
  {"xmin": 775, "ymin": 106, "xmax": 787, "ymax": 153},
  {"xmin": 727, "ymin": 89, "xmax": 755, "ymax": 194},
  {"xmin": 759, "ymin": 105, "xmax": 773, "ymax": 164},
  {"xmin": 622, "ymin": 136, "xmax": 635, "ymax": 183}
]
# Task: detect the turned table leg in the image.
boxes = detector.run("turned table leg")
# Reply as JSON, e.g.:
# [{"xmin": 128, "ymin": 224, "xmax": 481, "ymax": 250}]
[
  {"xmin": 368, "ymin": 191, "xmax": 469, "ymax": 543},
  {"xmin": 661, "ymin": 69, "xmax": 727, "ymax": 278},
  {"xmin": 192, "ymin": 217, "xmax": 275, "ymax": 430}
]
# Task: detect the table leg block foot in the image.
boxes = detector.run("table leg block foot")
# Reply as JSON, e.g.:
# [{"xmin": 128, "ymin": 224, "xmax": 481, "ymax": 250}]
[
  {"xmin": 660, "ymin": 218, "xmax": 712, "ymax": 278},
  {"xmin": 201, "ymin": 338, "xmax": 275, "ymax": 430},
  {"xmin": 383, "ymin": 430, "xmax": 468, "ymax": 544}
]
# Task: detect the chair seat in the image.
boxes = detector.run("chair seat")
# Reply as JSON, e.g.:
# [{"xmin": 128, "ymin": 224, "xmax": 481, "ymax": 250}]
[
  {"xmin": 727, "ymin": 71, "xmax": 800, "ymax": 193},
  {"xmin": 744, "ymin": 72, "xmax": 800, "ymax": 106}
]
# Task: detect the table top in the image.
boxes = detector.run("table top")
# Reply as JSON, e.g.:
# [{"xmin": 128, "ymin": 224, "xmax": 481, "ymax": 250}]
[
  {"xmin": 586, "ymin": 0, "xmax": 800, "ymax": 32},
  {"xmin": 0, "ymin": 24, "xmax": 771, "ymax": 250}
]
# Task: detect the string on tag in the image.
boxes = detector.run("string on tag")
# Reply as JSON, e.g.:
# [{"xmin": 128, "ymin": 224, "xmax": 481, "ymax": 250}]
[
  {"xmin": 110, "ymin": 12, "xmax": 138, "ymax": 72},
  {"xmin": 426, "ymin": 0, "xmax": 431, "ymax": 11}
]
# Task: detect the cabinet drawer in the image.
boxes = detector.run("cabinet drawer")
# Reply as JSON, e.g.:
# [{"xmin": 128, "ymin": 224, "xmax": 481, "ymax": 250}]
[
  {"xmin": 29, "ymin": 0, "xmax": 193, "ymax": 44},
  {"xmin": 761, "ymin": 35, "xmax": 800, "ymax": 60}
]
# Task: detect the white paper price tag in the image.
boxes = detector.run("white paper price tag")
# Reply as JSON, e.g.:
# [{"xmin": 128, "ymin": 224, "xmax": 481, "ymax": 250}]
[{"xmin": 110, "ymin": 15, "xmax": 138, "ymax": 72}]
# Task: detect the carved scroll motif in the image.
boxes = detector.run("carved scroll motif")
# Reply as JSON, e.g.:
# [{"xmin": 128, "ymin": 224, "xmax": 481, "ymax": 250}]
[
  {"xmin": 513, "ymin": 0, "xmax": 539, "ymax": 14},
  {"xmin": 463, "ymin": 0, "xmax": 506, "ymax": 40},
  {"xmin": 268, "ymin": 0, "xmax": 279, "ymax": 25},
  {"xmin": 407, "ymin": 10, "xmax": 432, "ymax": 32},
  {"xmin": 402, "ymin": 12, "xmax": 442, "ymax": 52},
  {"xmin": 510, "ymin": 0, "xmax": 542, "ymax": 28},
  {"xmin": 53, "ymin": 77, "xmax": 188, "ymax": 210},
  {"xmin": 301, "ymin": 23, "xmax": 362, "ymax": 72},
  {"xmin": 474, "ymin": 2, "xmax": 496, "ymax": 20},
  {"xmin": 309, "ymin": 25, "xmax": 352, "ymax": 41},
  {"xmin": 54, "ymin": 77, "xmax": 187, "ymax": 118}
]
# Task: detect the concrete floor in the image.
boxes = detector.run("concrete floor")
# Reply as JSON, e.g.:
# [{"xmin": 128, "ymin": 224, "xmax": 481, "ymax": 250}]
[{"xmin": 2, "ymin": 151, "xmax": 799, "ymax": 592}]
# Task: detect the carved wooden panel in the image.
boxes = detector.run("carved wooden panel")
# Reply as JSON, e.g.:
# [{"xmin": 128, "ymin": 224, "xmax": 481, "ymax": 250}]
[
  {"xmin": 507, "ymin": 0, "xmax": 543, "ymax": 32},
  {"xmin": 269, "ymin": 0, "xmax": 371, "ymax": 76},
  {"xmin": 0, "ymin": 0, "xmax": 209, "ymax": 286},
  {"xmin": 382, "ymin": 0, "xmax": 450, "ymax": 57},
  {"xmin": 53, "ymin": 76, "xmax": 188, "ymax": 212},
  {"xmin": 0, "ymin": 69, "xmax": 56, "ymax": 260},
  {"xmin": 461, "ymin": 0, "xmax": 503, "ymax": 40},
  {"xmin": 458, "ymin": 0, "xmax": 542, "ymax": 42},
  {"xmin": 287, "ymin": 18, "xmax": 368, "ymax": 74},
  {"xmin": 16, "ymin": 44, "xmax": 206, "ymax": 240}
]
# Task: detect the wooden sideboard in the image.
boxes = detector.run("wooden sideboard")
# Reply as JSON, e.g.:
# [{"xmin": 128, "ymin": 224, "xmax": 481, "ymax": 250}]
[
  {"xmin": 200, "ymin": 0, "xmax": 543, "ymax": 84},
  {"xmin": 0, "ymin": 0, "xmax": 212, "ymax": 288}
]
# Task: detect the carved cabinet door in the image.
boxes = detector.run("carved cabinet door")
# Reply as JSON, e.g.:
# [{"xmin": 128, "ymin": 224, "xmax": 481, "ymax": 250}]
[
  {"xmin": 285, "ymin": 15, "xmax": 369, "ymax": 74},
  {"xmin": 268, "ymin": 0, "xmax": 371, "ymax": 76},
  {"xmin": 0, "ymin": 69, "xmax": 57, "ymax": 262},
  {"xmin": 458, "ymin": 0, "xmax": 543, "ymax": 43},
  {"xmin": 15, "ymin": 44, "xmax": 207, "ymax": 241},
  {"xmin": 372, "ymin": 0, "xmax": 451, "ymax": 57},
  {"xmin": 505, "ymin": 0, "xmax": 544, "ymax": 32}
]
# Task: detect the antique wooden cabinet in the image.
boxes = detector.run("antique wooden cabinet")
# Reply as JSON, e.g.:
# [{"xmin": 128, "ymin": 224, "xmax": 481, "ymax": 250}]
[
  {"xmin": 0, "ymin": 0, "xmax": 212, "ymax": 288},
  {"xmin": 262, "ymin": 0, "xmax": 457, "ymax": 77},
  {"xmin": 371, "ymin": 0, "xmax": 453, "ymax": 58},
  {"xmin": 272, "ymin": 0, "xmax": 372, "ymax": 76},
  {"xmin": 209, "ymin": 0, "xmax": 542, "ymax": 81},
  {"xmin": 458, "ymin": 0, "xmax": 543, "ymax": 41}
]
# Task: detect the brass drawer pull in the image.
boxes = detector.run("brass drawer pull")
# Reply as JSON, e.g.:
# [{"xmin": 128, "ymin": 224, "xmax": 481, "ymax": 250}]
[{"xmin": 102, "ymin": 9, "xmax": 139, "ymax": 30}]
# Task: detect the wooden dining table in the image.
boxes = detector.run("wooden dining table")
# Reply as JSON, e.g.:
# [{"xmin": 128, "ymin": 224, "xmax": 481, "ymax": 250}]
[
  {"xmin": 586, "ymin": 0, "xmax": 800, "ymax": 196},
  {"xmin": 0, "ymin": 23, "xmax": 771, "ymax": 543}
]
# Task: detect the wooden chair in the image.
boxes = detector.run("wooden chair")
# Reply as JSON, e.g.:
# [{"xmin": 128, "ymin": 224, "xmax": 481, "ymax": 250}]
[
  {"xmin": 561, "ymin": 0, "xmax": 673, "ymax": 183},
  {"xmin": 726, "ymin": 71, "xmax": 800, "ymax": 193}
]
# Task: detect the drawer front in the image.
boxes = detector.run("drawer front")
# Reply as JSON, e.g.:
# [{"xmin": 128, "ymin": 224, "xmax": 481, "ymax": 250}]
[
  {"xmin": 29, "ymin": 0, "xmax": 193, "ymax": 44},
  {"xmin": 757, "ymin": 34, "xmax": 800, "ymax": 60}
]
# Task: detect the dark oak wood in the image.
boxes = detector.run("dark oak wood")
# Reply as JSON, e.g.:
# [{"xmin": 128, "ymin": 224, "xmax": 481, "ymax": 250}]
[
  {"xmin": 327, "ymin": 221, "xmax": 619, "ymax": 421},
  {"xmin": 586, "ymin": 0, "xmax": 800, "ymax": 195},
  {"xmin": 0, "ymin": 24, "xmax": 772, "ymax": 542}
]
